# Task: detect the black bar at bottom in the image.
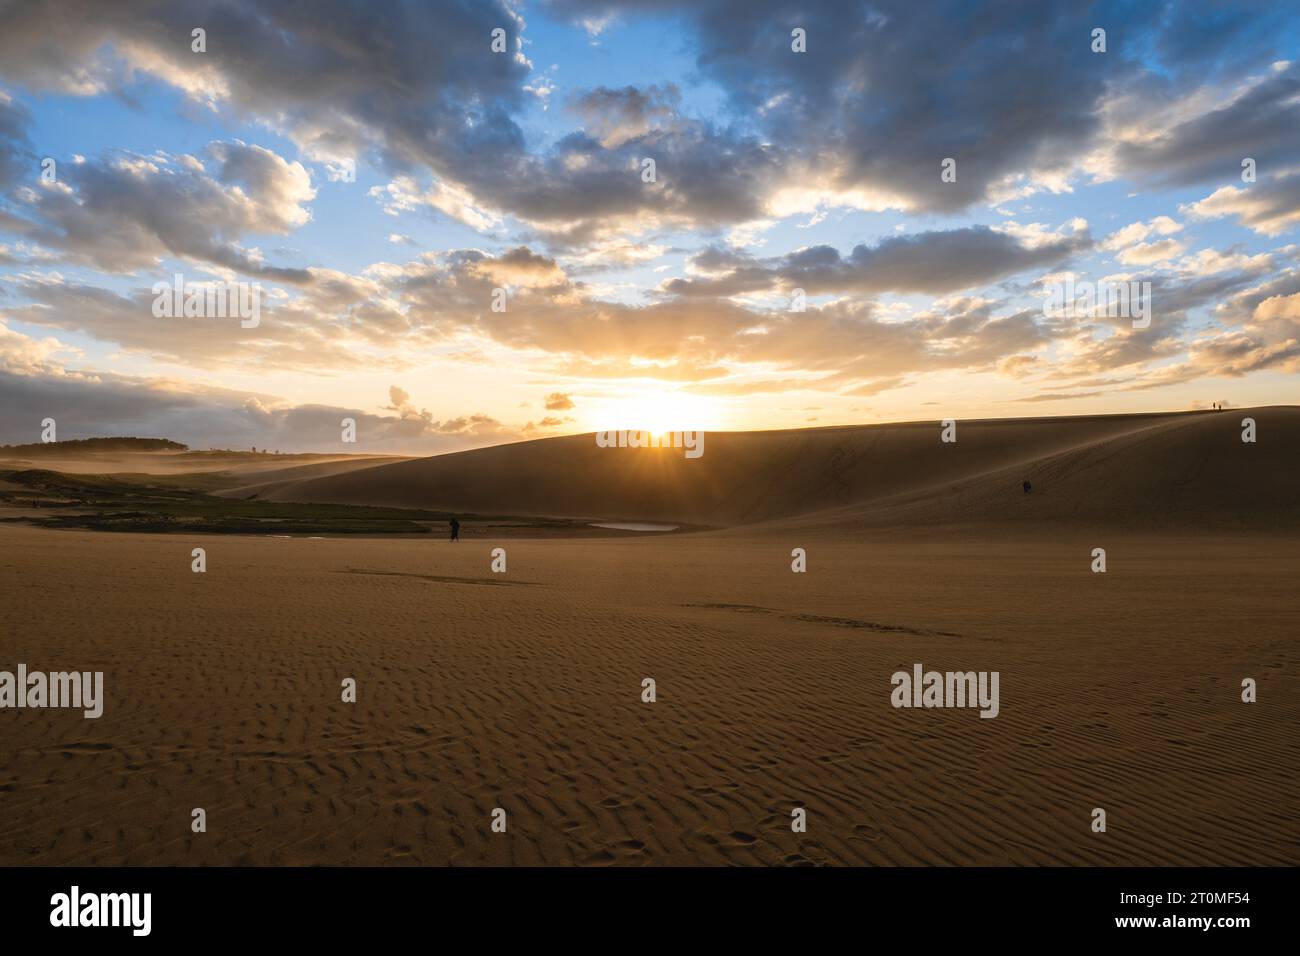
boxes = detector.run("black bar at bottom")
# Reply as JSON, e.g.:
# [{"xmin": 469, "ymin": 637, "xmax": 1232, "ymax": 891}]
[{"xmin": 0, "ymin": 865, "xmax": 1283, "ymax": 941}]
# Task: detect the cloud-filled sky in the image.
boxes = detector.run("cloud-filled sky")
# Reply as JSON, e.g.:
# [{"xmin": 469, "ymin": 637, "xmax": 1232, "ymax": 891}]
[{"xmin": 0, "ymin": 0, "xmax": 1298, "ymax": 452}]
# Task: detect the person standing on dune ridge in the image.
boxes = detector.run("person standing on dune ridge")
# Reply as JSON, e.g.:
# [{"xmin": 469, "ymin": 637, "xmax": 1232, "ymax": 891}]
[{"xmin": 449, "ymin": 517, "xmax": 460, "ymax": 542}]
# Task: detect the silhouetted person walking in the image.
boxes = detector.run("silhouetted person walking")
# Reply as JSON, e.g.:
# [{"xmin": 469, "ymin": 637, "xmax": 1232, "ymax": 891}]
[
  {"xmin": 449, "ymin": 517, "xmax": 460, "ymax": 542},
  {"xmin": 1022, "ymin": 479, "xmax": 1032, "ymax": 494}
]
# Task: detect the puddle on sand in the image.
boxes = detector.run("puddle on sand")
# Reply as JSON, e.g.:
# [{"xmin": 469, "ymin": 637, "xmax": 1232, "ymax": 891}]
[{"xmin": 589, "ymin": 522, "xmax": 678, "ymax": 532}]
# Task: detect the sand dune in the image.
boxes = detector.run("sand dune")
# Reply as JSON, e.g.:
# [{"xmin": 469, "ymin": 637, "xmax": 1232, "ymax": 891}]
[
  {"xmin": 4, "ymin": 408, "xmax": 1296, "ymax": 867},
  {"xmin": 214, "ymin": 456, "xmax": 410, "ymax": 497},
  {"xmin": 251, "ymin": 407, "xmax": 1299, "ymax": 531},
  {"xmin": 770, "ymin": 405, "xmax": 1300, "ymax": 535}
]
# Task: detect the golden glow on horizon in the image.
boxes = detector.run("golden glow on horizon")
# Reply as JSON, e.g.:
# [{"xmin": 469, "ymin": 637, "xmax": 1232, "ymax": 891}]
[{"xmin": 590, "ymin": 388, "xmax": 725, "ymax": 435}]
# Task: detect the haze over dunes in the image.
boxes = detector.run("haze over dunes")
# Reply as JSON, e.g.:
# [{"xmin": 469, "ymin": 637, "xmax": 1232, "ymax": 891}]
[
  {"xmin": 234, "ymin": 407, "xmax": 1300, "ymax": 532},
  {"xmin": 0, "ymin": 445, "xmax": 407, "ymax": 480}
]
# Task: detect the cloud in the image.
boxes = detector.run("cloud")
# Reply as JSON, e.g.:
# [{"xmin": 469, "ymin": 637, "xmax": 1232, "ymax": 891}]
[
  {"xmin": 1099, "ymin": 216, "xmax": 1188, "ymax": 266},
  {"xmin": 0, "ymin": 330, "xmax": 526, "ymax": 453},
  {"xmin": 370, "ymin": 175, "xmax": 502, "ymax": 233},
  {"xmin": 4, "ymin": 0, "xmax": 1296, "ymax": 251},
  {"xmin": 3, "ymin": 2, "xmax": 1299, "ymax": 428},
  {"xmin": 568, "ymin": 84, "xmax": 681, "ymax": 148},
  {"xmin": 521, "ymin": 415, "xmax": 573, "ymax": 433},
  {"xmin": 357, "ymin": 245, "xmax": 1072, "ymax": 394},
  {"xmin": 1114, "ymin": 238, "xmax": 1188, "ymax": 265},
  {"xmin": 1103, "ymin": 216, "xmax": 1183, "ymax": 249},
  {"xmin": 0, "ymin": 91, "xmax": 33, "ymax": 190},
  {"xmin": 0, "ymin": 0, "xmax": 532, "ymax": 172},
  {"xmin": 1016, "ymin": 390, "xmax": 1106, "ymax": 402},
  {"xmin": 0, "ymin": 265, "xmax": 412, "ymax": 370},
  {"xmin": 1183, "ymin": 172, "xmax": 1300, "ymax": 237},
  {"xmin": 662, "ymin": 224, "xmax": 1092, "ymax": 298},
  {"xmin": 467, "ymin": 246, "xmax": 568, "ymax": 288},
  {"xmin": 5, "ymin": 222, "xmax": 1293, "ymax": 411},
  {"xmin": 9, "ymin": 140, "xmax": 314, "ymax": 279},
  {"xmin": 546, "ymin": 0, "xmax": 1120, "ymax": 214},
  {"xmin": 1107, "ymin": 63, "xmax": 1300, "ymax": 191},
  {"xmin": 1177, "ymin": 289, "xmax": 1300, "ymax": 379}
]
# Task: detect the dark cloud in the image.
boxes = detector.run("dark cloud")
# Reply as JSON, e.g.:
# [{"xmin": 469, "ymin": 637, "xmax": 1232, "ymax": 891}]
[
  {"xmin": 663, "ymin": 225, "xmax": 1092, "ymax": 298},
  {"xmin": 0, "ymin": 0, "xmax": 531, "ymax": 171},
  {"xmin": 547, "ymin": 0, "xmax": 1124, "ymax": 212},
  {"xmin": 1152, "ymin": 2, "xmax": 1299, "ymax": 77},
  {"xmin": 483, "ymin": 120, "xmax": 783, "ymax": 246},
  {"xmin": 0, "ymin": 92, "xmax": 33, "ymax": 190},
  {"xmin": 11, "ymin": 141, "xmax": 314, "ymax": 279},
  {"xmin": 2, "ymin": 0, "xmax": 1294, "ymax": 244},
  {"xmin": 1115, "ymin": 66, "xmax": 1300, "ymax": 191},
  {"xmin": 547, "ymin": 1, "xmax": 1300, "ymax": 220},
  {"xmin": 0, "ymin": 364, "xmax": 523, "ymax": 453},
  {"xmin": 567, "ymin": 85, "xmax": 682, "ymax": 147}
]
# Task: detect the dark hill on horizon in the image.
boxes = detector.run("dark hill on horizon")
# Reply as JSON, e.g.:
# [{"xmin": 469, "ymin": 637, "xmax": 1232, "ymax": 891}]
[
  {"xmin": 220, "ymin": 407, "xmax": 1300, "ymax": 532},
  {"xmin": 0, "ymin": 437, "xmax": 188, "ymax": 454}
]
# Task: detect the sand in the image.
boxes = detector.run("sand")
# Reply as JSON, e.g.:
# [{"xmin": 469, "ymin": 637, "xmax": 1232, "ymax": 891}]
[
  {"xmin": 1, "ymin": 408, "xmax": 1297, "ymax": 865},
  {"xmin": 249, "ymin": 407, "xmax": 1300, "ymax": 532}
]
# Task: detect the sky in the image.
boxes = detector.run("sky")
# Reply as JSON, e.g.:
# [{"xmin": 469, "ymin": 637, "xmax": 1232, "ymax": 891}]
[{"xmin": 0, "ymin": 0, "xmax": 1298, "ymax": 453}]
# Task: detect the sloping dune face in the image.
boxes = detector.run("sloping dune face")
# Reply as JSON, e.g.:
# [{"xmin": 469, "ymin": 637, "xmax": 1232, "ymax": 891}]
[
  {"xmin": 254, "ymin": 408, "xmax": 1298, "ymax": 530},
  {"xmin": 213, "ymin": 456, "xmax": 410, "ymax": 496},
  {"xmin": 776, "ymin": 405, "xmax": 1300, "ymax": 534}
]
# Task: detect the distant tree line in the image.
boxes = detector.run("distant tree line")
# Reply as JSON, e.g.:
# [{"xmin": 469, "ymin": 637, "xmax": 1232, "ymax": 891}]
[{"xmin": 0, "ymin": 437, "xmax": 189, "ymax": 453}]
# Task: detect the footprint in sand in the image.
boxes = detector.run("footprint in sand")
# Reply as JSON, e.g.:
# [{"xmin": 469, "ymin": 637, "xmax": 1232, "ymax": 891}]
[{"xmin": 853, "ymin": 824, "xmax": 882, "ymax": 842}]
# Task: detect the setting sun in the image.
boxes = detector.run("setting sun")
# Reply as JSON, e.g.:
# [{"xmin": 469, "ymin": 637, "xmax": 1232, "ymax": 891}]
[{"xmin": 591, "ymin": 388, "xmax": 725, "ymax": 436}]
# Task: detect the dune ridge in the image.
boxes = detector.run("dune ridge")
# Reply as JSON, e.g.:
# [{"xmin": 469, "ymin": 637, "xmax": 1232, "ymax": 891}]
[{"xmin": 237, "ymin": 407, "xmax": 1300, "ymax": 531}]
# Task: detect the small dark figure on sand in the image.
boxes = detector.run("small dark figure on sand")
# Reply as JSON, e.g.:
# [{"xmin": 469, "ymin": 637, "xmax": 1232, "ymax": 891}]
[
  {"xmin": 1022, "ymin": 480, "xmax": 1032, "ymax": 494},
  {"xmin": 449, "ymin": 517, "xmax": 460, "ymax": 542}
]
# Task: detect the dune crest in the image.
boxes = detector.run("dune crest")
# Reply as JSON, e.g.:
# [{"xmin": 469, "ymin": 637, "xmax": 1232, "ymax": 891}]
[{"xmin": 242, "ymin": 408, "xmax": 1300, "ymax": 532}]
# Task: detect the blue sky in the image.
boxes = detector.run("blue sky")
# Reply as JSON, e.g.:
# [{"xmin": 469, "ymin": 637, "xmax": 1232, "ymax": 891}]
[{"xmin": 0, "ymin": 0, "xmax": 1298, "ymax": 452}]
